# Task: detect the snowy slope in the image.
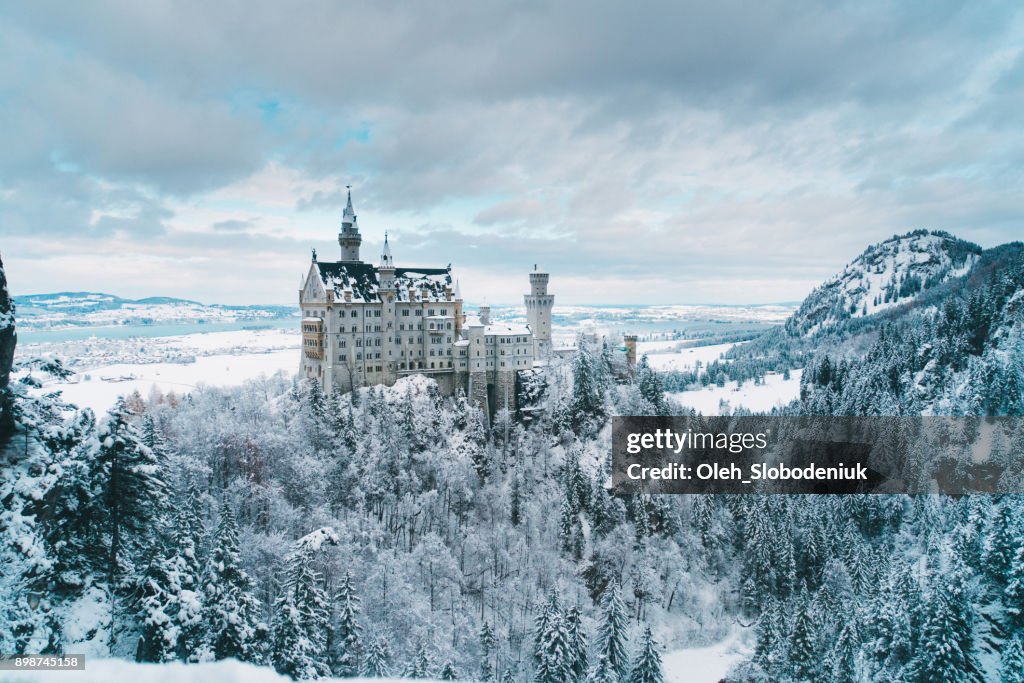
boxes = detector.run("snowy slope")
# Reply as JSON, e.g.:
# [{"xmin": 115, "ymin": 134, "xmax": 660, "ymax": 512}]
[{"xmin": 786, "ymin": 230, "xmax": 981, "ymax": 336}]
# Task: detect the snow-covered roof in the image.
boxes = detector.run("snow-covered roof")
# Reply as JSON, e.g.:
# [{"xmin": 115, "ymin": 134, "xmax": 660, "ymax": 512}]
[
  {"xmin": 485, "ymin": 323, "xmax": 531, "ymax": 336},
  {"xmin": 316, "ymin": 261, "xmax": 452, "ymax": 303}
]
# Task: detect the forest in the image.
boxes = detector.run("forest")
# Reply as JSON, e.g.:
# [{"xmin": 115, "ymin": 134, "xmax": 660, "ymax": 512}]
[{"xmin": 2, "ymin": 235, "xmax": 1024, "ymax": 682}]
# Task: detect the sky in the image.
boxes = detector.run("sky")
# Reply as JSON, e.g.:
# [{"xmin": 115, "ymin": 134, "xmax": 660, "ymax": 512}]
[{"xmin": 2, "ymin": 1, "xmax": 1024, "ymax": 305}]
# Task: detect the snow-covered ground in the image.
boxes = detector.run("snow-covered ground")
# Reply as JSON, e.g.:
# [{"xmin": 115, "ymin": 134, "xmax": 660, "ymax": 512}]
[
  {"xmin": 0, "ymin": 659, "xmax": 434, "ymax": 683},
  {"xmin": 668, "ymin": 369, "xmax": 803, "ymax": 415},
  {"xmin": 663, "ymin": 627, "xmax": 750, "ymax": 683},
  {"xmin": 38, "ymin": 349, "xmax": 297, "ymax": 414},
  {"xmin": 20, "ymin": 328, "xmax": 300, "ymax": 414},
  {"xmin": 641, "ymin": 341, "xmax": 739, "ymax": 372}
]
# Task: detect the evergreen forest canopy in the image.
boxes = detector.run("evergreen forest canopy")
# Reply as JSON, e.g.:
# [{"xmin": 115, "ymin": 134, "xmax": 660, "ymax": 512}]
[{"xmin": 1, "ymin": 233, "xmax": 1023, "ymax": 682}]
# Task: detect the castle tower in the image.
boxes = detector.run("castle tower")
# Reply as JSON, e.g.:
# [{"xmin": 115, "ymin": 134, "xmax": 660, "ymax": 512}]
[
  {"xmin": 624, "ymin": 334, "xmax": 638, "ymax": 376},
  {"xmin": 338, "ymin": 186, "xmax": 362, "ymax": 261},
  {"xmin": 525, "ymin": 265, "xmax": 553, "ymax": 358}
]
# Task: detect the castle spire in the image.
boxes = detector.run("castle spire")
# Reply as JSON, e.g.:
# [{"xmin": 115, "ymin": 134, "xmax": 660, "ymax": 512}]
[
  {"xmin": 339, "ymin": 184, "xmax": 362, "ymax": 261},
  {"xmin": 380, "ymin": 231, "xmax": 393, "ymax": 268}
]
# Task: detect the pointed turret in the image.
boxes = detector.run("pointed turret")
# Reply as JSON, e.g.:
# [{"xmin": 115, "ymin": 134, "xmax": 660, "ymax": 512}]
[
  {"xmin": 380, "ymin": 231, "xmax": 393, "ymax": 268},
  {"xmin": 339, "ymin": 185, "xmax": 362, "ymax": 261}
]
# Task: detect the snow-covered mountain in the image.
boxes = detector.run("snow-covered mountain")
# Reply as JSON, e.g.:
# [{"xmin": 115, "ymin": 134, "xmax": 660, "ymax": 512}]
[
  {"xmin": 14, "ymin": 292, "xmax": 296, "ymax": 329},
  {"xmin": 785, "ymin": 230, "xmax": 981, "ymax": 336}
]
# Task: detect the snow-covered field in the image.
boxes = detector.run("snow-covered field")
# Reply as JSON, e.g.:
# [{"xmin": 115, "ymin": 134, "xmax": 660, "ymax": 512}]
[
  {"xmin": 663, "ymin": 627, "xmax": 750, "ymax": 683},
  {"xmin": 668, "ymin": 369, "xmax": 803, "ymax": 415},
  {"xmin": 640, "ymin": 341, "xmax": 739, "ymax": 372},
  {"xmin": 22, "ymin": 328, "xmax": 300, "ymax": 414}
]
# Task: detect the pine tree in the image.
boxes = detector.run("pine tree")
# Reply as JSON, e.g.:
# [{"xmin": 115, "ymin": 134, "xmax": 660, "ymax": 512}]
[
  {"xmin": 1005, "ymin": 542, "xmax": 1024, "ymax": 630},
  {"xmin": 587, "ymin": 654, "xmax": 619, "ymax": 683},
  {"xmin": 272, "ymin": 543, "xmax": 332, "ymax": 679},
  {"xmin": 480, "ymin": 621, "xmax": 497, "ymax": 682},
  {"xmin": 330, "ymin": 571, "xmax": 363, "ymax": 676},
  {"xmin": 441, "ymin": 660, "xmax": 458, "ymax": 680},
  {"xmin": 635, "ymin": 356, "xmax": 668, "ymax": 415},
  {"xmin": 404, "ymin": 641, "xmax": 433, "ymax": 679},
  {"xmin": 534, "ymin": 610, "xmax": 572, "ymax": 683},
  {"xmin": 982, "ymin": 498, "xmax": 1018, "ymax": 584},
  {"xmin": 511, "ymin": 475, "xmax": 523, "ymax": 527},
  {"xmin": 362, "ymin": 638, "xmax": 390, "ymax": 677},
  {"xmin": 1001, "ymin": 636, "xmax": 1024, "ymax": 683},
  {"xmin": 905, "ymin": 575, "xmax": 982, "ymax": 683},
  {"xmin": 788, "ymin": 594, "xmax": 819, "ymax": 682},
  {"xmin": 593, "ymin": 582, "xmax": 630, "ymax": 680},
  {"xmin": 93, "ymin": 399, "xmax": 168, "ymax": 587},
  {"xmin": 566, "ymin": 605, "xmax": 589, "ymax": 683},
  {"xmin": 203, "ymin": 503, "xmax": 265, "ymax": 663},
  {"xmin": 570, "ymin": 341, "xmax": 605, "ymax": 431},
  {"xmin": 625, "ymin": 626, "xmax": 663, "ymax": 683}
]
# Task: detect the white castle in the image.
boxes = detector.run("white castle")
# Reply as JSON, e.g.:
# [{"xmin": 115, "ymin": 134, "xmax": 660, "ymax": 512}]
[{"xmin": 299, "ymin": 189, "xmax": 554, "ymax": 411}]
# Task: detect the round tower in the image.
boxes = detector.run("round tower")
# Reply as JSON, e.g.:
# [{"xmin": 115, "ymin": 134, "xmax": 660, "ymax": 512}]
[
  {"xmin": 524, "ymin": 264, "xmax": 553, "ymax": 358},
  {"xmin": 338, "ymin": 186, "xmax": 362, "ymax": 262}
]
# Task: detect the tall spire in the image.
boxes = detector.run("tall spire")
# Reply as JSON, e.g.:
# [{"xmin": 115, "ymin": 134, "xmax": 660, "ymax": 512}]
[
  {"xmin": 380, "ymin": 231, "xmax": 393, "ymax": 268},
  {"xmin": 339, "ymin": 184, "xmax": 362, "ymax": 261}
]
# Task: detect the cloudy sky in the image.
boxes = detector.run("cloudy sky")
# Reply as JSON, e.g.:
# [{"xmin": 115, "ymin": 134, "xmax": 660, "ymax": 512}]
[{"xmin": 2, "ymin": 1, "xmax": 1023, "ymax": 305}]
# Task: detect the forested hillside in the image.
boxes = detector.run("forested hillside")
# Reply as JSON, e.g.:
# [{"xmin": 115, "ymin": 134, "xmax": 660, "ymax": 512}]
[{"xmin": 1, "ymin": 234, "xmax": 1023, "ymax": 683}]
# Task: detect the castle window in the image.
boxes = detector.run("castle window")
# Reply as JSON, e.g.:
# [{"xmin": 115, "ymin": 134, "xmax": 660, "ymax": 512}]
[
  {"xmin": 402, "ymin": 310, "xmax": 410, "ymax": 316},
  {"xmin": 441, "ymin": 308, "xmax": 447, "ymax": 315},
  {"xmin": 356, "ymin": 352, "xmax": 362, "ymax": 360},
  {"xmin": 356, "ymin": 339, "xmax": 362, "ymax": 347},
  {"xmin": 428, "ymin": 309, "xmax": 435, "ymax": 316},
  {"xmin": 340, "ymin": 340, "xmax": 346, "ymax": 348},
  {"xmin": 351, "ymin": 310, "xmax": 357, "ymax": 317},
  {"xmin": 340, "ymin": 354, "xmax": 346, "ymax": 361},
  {"xmin": 414, "ymin": 309, "xmax": 421, "ymax": 315}
]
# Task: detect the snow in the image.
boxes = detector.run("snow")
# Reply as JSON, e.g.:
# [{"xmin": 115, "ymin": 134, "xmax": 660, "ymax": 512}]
[
  {"xmin": 0, "ymin": 658, "xmax": 446, "ymax": 683},
  {"xmin": 33, "ymin": 349, "xmax": 297, "ymax": 415},
  {"xmin": 663, "ymin": 627, "xmax": 750, "ymax": 683},
  {"xmin": 668, "ymin": 370, "xmax": 803, "ymax": 415},
  {"xmin": 641, "ymin": 342, "xmax": 739, "ymax": 372}
]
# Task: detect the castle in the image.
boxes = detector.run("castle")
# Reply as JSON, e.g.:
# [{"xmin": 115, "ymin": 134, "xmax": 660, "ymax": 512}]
[{"xmin": 299, "ymin": 190, "xmax": 554, "ymax": 412}]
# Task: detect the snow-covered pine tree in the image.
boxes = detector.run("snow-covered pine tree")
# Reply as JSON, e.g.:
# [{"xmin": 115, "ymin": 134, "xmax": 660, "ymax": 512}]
[
  {"xmin": 634, "ymin": 356, "xmax": 668, "ymax": 415},
  {"xmin": 404, "ymin": 641, "xmax": 433, "ymax": 679},
  {"xmin": 625, "ymin": 626, "xmax": 663, "ymax": 683},
  {"xmin": 362, "ymin": 638, "xmax": 390, "ymax": 677},
  {"xmin": 787, "ymin": 592, "xmax": 819, "ymax": 682},
  {"xmin": 570, "ymin": 339, "xmax": 605, "ymax": 431},
  {"xmin": 203, "ymin": 502, "xmax": 265, "ymax": 663},
  {"xmin": 565, "ymin": 605, "xmax": 589, "ymax": 683},
  {"xmin": 904, "ymin": 572, "xmax": 982, "ymax": 683},
  {"xmin": 592, "ymin": 582, "xmax": 630, "ymax": 681},
  {"xmin": 1000, "ymin": 636, "xmax": 1024, "ymax": 683},
  {"xmin": 587, "ymin": 654, "xmax": 619, "ymax": 683},
  {"xmin": 92, "ymin": 398, "xmax": 169, "ymax": 649},
  {"xmin": 330, "ymin": 570, "xmax": 364, "ymax": 676},
  {"xmin": 272, "ymin": 542, "xmax": 332, "ymax": 680},
  {"xmin": 440, "ymin": 660, "xmax": 458, "ymax": 680},
  {"xmin": 480, "ymin": 621, "xmax": 497, "ymax": 682},
  {"xmin": 534, "ymin": 609, "xmax": 572, "ymax": 683}
]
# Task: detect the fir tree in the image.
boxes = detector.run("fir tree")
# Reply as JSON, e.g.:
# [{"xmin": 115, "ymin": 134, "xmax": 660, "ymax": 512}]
[
  {"xmin": 566, "ymin": 605, "xmax": 589, "ymax": 683},
  {"xmin": 1001, "ymin": 636, "xmax": 1024, "ymax": 683},
  {"xmin": 362, "ymin": 638, "xmax": 390, "ymax": 677},
  {"xmin": 480, "ymin": 621, "xmax": 497, "ymax": 682},
  {"xmin": 625, "ymin": 626, "xmax": 663, "ymax": 683},
  {"xmin": 441, "ymin": 660, "xmax": 458, "ymax": 680},
  {"xmin": 788, "ymin": 594, "xmax": 819, "ymax": 682},
  {"xmin": 593, "ymin": 582, "xmax": 630, "ymax": 680},
  {"xmin": 330, "ymin": 571, "xmax": 364, "ymax": 676},
  {"xmin": 203, "ymin": 503, "xmax": 265, "ymax": 663},
  {"xmin": 272, "ymin": 540, "xmax": 332, "ymax": 679},
  {"xmin": 404, "ymin": 641, "xmax": 433, "ymax": 679}
]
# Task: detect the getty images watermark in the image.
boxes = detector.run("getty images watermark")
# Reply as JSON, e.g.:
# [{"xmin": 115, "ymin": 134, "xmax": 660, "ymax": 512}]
[{"xmin": 612, "ymin": 415, "xmax": 1024, "ymax": 495}]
